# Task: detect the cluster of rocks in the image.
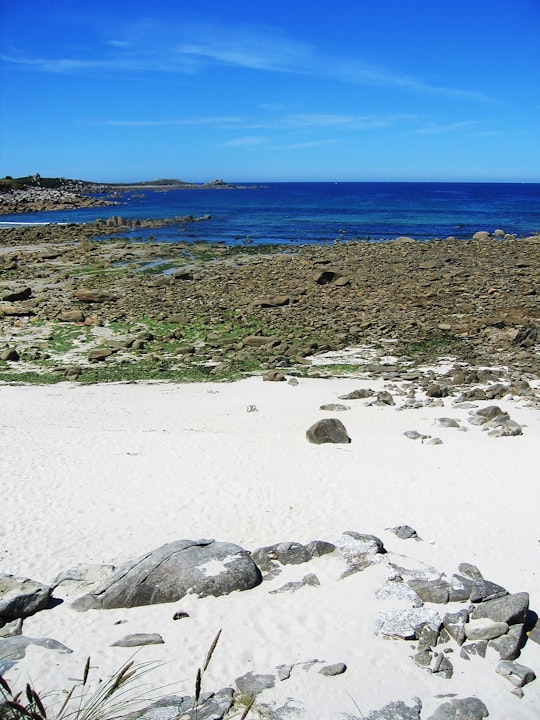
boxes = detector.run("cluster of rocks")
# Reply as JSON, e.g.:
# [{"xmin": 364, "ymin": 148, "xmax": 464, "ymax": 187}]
[
  {"xmin": 0, "ymin": 225, "xmax": 539, "ymax": 380},
  {"xmin": 0, "ymin": 187, "xmax": 115, "ymax": 214},
  {"xmin": 2, "ymin": 528, "xmax": 538, "ymax": 718}
]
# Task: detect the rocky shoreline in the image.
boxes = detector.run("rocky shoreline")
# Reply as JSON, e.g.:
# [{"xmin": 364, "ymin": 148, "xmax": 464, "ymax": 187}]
[
  {"xmin": 0, "ymin": 178, "xmax": 239, "ymax": 215},
  {"xmin": 0, "ymin": 221, "xmax": 539, "ymax": 383}
]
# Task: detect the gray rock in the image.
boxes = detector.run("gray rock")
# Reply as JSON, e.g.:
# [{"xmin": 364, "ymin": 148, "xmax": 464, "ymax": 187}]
[
  {"xmin": 432, "ymin": 653, "xmax": 453, "ymax": 679},
  {"xmin": 319, "ymin": 403, "xmax": 350, "ymax": 411},
  {"xmin": 407, "ymin": 578, "xmax": 450, "ymax": 604},
  {"xmin": 487, "ymin": 418, "xmax": 523, "ymax": 437},
  {"xmin": 375, "ymin": 607, "xmax": 442, "ymax": 640},
  {"xmin": 71, "ymin": 539, "xmax": 262, "ymax": 610},
  {"xmin": 471, "ymin": 591, "xmax": 528, "ymax": 625},
  {"xmin": 338, "ymin": 388, "xmax": 373, "ymax": 400},
  {"xmin": 269, "ymin": 574, "xmax": 320, "ymax": 594},
  {"xmin": 0, "ymin": 618, "xmax": 22, "ymax": 638},
  {"xmin": 0, "ymin": 636, "xmax": 72, "ymax": 674},
  {"xmin": 460, "ymin": 641, "xmax": 487, "ymax": 659},
  {"xmin": 337, "ymin": 531, "xmax": 386, "ymax": 572},
  {"xmin": 374, "ymin": 390, "xmax": 395, "ymax": 406},
  {"xmin": 426, "ymin": 697, "xmax": 489, "ymax": 719},
  {"xmin": 475, "ymin": 405, "xmax": 505, "ymax": 420},
  {"xmin": 375, "ymin": 579, "xmax": 423, "ymax": 608},
  {"xmin": 365, "ymin": 697, "xmax": 422, "ymax": 720},
  {"xmin": 435, "ymin": 418, "xmax": 460, "ymax": 428},
  {"xmin": 448, "ymin": 574, "xmax": 473, "ymax": 602},
  {"xmin": 52, "ymin": 563, "xmax": 116, "ymax": 595},
  {"xmin": 417, "ymin": 623, "xmax": 440, "ymax": 649},
  {"xmin": 305, "ymin": 540, "xmax": 335, "ymax": 557},
  {"xmin": 470, "ymin": 577, "xmax": 507, "ymax": 603},
  {"xmin": 403, "ymin": 430, "xmax": 427, "ymax": 440},
  {"xmin": 276, "ymin": 664, "xmax": 294, "ymax": 681},
  {"xmin": 457, "ymin": 563, "xmax": 483, "ymax": 580},
  {"xmin": 464, "ymin": 618, "xmax": 509, "ymax": 641},
  {"xmin": 111, "ymin": 633, "xmax": 164, "ymax": 647},
  {"xmin": 496, "ymin": 660, "xmax": 536, "ymax": 687},
  {"xmin": 413, "ymin": 649, "xmax": 433, "ymax": 669},
  {"xmin": 251, "ymin": 542, "xmax": 312, "ymax": 572},
  {"xmin": 443, "ymin": 609, "xmax": 469, "ymax": 645},
  {"xmin": 306, "ymin": 418, "xmax": 351, "ymax": 444},
  {"xmin": 388, "ymin": 525, "xmax": 419, "ymax": 540},
  {"xmin": 488, "ymin": 624, "xmax": 525, "ymax": 661},
  {"xmin": 235, "ymin": 671, "xmax": 275, "ymax": 696},
  {"xmin": 318, "ymin": 662, "xmax": 346, "ymax": 676},
  {"xmin": 125, "ymin": 688, "xmax": 234, "ymax": 720},
  {"xmin": 0, "ymin": 573, "xmax": 52, "ymax": 621}
]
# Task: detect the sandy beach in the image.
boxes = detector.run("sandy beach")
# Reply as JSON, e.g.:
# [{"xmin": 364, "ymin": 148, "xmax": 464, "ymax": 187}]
[{"xmin": 1, "ymin": 369, "xmax": 539, "ymax": 719}]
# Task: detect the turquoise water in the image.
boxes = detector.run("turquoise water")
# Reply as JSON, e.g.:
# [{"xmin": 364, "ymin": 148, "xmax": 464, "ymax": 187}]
[{"xmin": 2, "ymin": 182, "xmax": 539, "ymax": 246}]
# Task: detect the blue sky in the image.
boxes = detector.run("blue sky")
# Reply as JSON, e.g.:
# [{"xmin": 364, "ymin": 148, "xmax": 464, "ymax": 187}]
[{"xmin": 1, "ymin": 0, "xmax": 539, "ymax": 182}]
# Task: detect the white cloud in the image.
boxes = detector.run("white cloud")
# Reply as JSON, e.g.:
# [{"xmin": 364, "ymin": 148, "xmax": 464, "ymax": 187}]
[{"xmin": 0, "ymin": 18, "xmax": 492, "ymax": 101}]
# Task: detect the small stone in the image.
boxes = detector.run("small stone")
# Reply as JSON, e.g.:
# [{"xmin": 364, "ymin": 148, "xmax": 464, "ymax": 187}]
[
  {"xmin": 435, "ymin": 418, "xmax": 460, "ymax": 428},
  {"xmin": 235, "ymin": 671, "xmax": 275, "ymax": 696},
  {"xmin": 404, "ymin": 430, "xmax": 427, "ymax": 440},
  {"xmin": 495, "ymin": 660, "xmax": 536, "ymax": 687},
  {"xmin": 374, "ymin": 390, "xmax": 395, "ymax": 406},
  {"xmin": 318, "ymin": 662, "xmax": 347, "ymax": 676},
  {"xmin": 0, "ymin": 348, "xmax": 19, "ymax": 361},
  {"xmin": 263, "ymin": 370, "xmax": 286, "ymax": 382},
  {"xmin": 276, "ymin": 664, "xmax": 293, "ymax": 681},
  {"xmin": 319, "ymin": 403, "xmax": 350, "ymax": 411},
  {"xmin": 338, "ymin": 388, "xmax": 373, "ymax": 399},
  {"xmin": 388, "ymin": 525, "xmax": 419, "ymax": 540},
  {"xmin": 306, "ymin": 418, "xmax": 351, "ymax": 444},
  {"xmin": 111, "ymin": 633, "xmax": 164, "ymax": 647}
]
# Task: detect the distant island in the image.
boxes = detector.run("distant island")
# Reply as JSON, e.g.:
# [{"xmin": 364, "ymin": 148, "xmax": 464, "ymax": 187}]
[{"xmin": 0, "ymin": 174, "xmax": 239, "ymax": 214}]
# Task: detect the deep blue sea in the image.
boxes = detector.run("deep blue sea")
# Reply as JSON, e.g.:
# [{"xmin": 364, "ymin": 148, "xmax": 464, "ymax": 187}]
[{"xmin": 2, "ymin": 182, "xmax": 540, "ymax": 247}]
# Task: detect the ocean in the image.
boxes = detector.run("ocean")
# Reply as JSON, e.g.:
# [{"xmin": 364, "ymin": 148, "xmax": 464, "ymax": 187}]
[{"xmin": 3, "ymin": 182, "xmax": 540, "ymax": 247}]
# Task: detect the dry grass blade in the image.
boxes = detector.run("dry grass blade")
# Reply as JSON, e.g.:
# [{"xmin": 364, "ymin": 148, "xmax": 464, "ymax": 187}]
[
  {"xmin": 54, "ymin": 685, "xmax": 76, "ymax": 718},
  {"xmin": 82, "ymin": 657, "xmax": 91, "ymax": 686},
  {"xmin": 239, "ymin": 698, "xmax": 255, "ymax": 719},
  {"xmin": 194, "ymin": 668, "xmax": 201, "ymax": 703},
  {"xmin": 202, "ymin": 630, "xmax": 221, "ymax": 673}
]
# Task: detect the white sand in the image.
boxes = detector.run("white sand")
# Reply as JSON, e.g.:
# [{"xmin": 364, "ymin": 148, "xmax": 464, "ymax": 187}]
[{"xmin": 1, "ymin": 373, "xmax": 539, "ymax": 718}]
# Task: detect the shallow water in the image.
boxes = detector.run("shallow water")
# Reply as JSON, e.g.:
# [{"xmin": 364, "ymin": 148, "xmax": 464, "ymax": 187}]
[{"xmin": 2, "ymin": 181, "xmax": 539, "ymax": 246}]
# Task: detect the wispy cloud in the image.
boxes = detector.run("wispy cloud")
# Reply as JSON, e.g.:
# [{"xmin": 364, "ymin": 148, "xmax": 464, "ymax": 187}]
[
  {"xmin": 268, "ymin": 139, "xmax": 338, "ymax": 151},
  {"xmin": 99, "ymin": 116, "xmax": 242, "ymax": 127},
  {"xmin": 412, "ymin": 120, "xmax": 482, "ymax": 135},
  {"xmin": 95, "ymin": 112, "xmax": 416, "ymax": 133},
  {"xmin": 0, "ymin": 18, "xmax": 492, "ymax": 101},
  {"xmin": 217, "ymin": 136, "xmax": 270, "ymax": 147}
]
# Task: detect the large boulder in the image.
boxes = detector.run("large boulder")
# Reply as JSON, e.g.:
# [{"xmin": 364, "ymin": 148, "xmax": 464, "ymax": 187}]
[
  {"xmin": 0, "ymin": 573, "xmax": 52, "ymax": 622},
  {"xmin": 71, "ymin": 539, "xmax": 262, "ymax": 611},
  {"xmin": 306, "ymin": 418, "xmax": 351, "ymax": 444}
]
